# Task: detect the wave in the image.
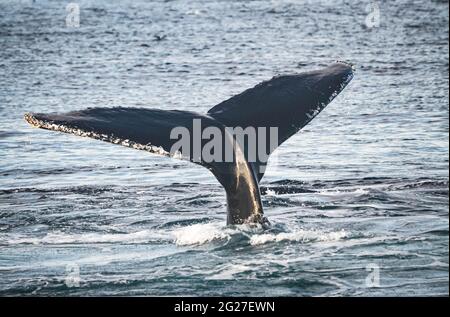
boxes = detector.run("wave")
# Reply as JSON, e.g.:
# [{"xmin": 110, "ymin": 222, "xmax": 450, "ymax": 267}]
[
  {"xmin": 172, "ymin": 222, "xmax": 348, "ymax": 246},
  {"xmin": 173, "ymin": 223, "xmax": 236, "ymax": 246},
  {"xmin": 2, "ymin": 230, "xmax": 169, "ymax": 245},
  {"xmin": 249, "ymin": 229, "xmax": 348, "ymax": 246},
  {"xmin": 3, "ymin": 221, "xmax": 350, "ymax": 248}
]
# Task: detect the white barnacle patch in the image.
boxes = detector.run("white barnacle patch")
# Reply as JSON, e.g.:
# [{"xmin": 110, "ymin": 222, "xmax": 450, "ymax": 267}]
[
  {"xmin": 325, "ymin": 72, "xmax": 354, "ymax": 105},
  {"xmin": 305, "ymin": 111, "xmax": 314, "ymax": 120},
  {"xmin": 306, "ymin": 104, "xmax": 322, "ymax": 120},
  {"xmin": 335, "ymin": 60, "xmax": 356, "ymax": 71}
]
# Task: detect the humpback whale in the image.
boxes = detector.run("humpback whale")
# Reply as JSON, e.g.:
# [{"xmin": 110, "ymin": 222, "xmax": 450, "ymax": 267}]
[{"xmin": 24, "ymin": 62, "xmax": 354, "ymax": 226}]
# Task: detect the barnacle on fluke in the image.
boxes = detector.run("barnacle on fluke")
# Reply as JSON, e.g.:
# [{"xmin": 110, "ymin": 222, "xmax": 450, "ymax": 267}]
[{"xmin": 24, "ymin": 112, "xmax": 178, "ymax": 158}]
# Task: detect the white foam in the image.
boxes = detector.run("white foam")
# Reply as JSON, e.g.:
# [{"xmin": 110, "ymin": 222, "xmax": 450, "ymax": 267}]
[
  {"xmin": 172, "ymin": 223, "xmax": 233, "ymax": 246},
  {"xmin": 172, "ymin": 222, "xmax": 348, "ymax": 247},
  {"xmin": 4, "ymin": 230, "xmax": 168, "ymax": 245},
  {"xmin": 172, "ymin": 221, "xmax": 268, "ymax": 246},
  {"xmin": 206, "ymin": 264, "xmax": 253, "ymax": 280},
  {"xmin": 4, "ymin": 223, "xmax": 348, "ymax": 248},
  {"xmin": 249, "ymin": 229, "xmax": 348, "ymax": 246},
  {"xmin": 319, "ymin": 188, "xmax": 369, "ymax": 196}
]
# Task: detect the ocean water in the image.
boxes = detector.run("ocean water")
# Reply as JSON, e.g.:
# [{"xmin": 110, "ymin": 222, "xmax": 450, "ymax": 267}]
[{"xmin": 0, "ymin": 0, "xmax": 448, "ymax": 296}]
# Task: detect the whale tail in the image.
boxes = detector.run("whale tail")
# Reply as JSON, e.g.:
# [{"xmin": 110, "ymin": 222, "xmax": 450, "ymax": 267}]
[
  {"xmin": 24, "ymin": 62, "xmax": 354, "ymax": 225},
  {"xmin": 208, "ymin": 62, "xmax": 354, "ymax": 180}
]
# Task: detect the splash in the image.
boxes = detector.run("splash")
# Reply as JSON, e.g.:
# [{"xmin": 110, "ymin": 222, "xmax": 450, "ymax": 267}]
[
  {"xmin": 172, "ymin": 222, "xmax": 348, "ymax": 247},
  {"xmin": 4, "ymin": 223, "xmax": 348, "ymax": 248},
  {"xmin": 173, "ymin": 223, "xmax": 236, "ymax": 246}
]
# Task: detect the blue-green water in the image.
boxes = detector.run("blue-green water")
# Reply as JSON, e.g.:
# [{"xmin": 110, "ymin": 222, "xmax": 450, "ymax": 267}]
[{"xmin": 0, "ymin": 0, "xmax": 448, "ymax": 296}]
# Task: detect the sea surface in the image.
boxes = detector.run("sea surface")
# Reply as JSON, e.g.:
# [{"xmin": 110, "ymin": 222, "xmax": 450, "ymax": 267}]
[{"xmin": 0, "ymin": 0, "xmax": 448, "ymax": 296}]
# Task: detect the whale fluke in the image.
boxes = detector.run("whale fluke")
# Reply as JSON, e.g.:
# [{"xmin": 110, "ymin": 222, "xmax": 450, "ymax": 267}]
[
  {"xmin": 24, "ymin": 108, "xmax": 223, "ymax": 162},
  {"xmin": 208, "ymin": 62, "xmax": 354, "ymax": 180},
  {"xmin": 24, "ymin": 62, "xmax": 354, "ymax": 225}
]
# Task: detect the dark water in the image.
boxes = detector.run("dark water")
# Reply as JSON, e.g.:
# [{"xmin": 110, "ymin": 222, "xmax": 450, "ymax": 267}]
[{"xmin": 0, "ymin": 0, "xmax": 448, "ymax": 296}]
